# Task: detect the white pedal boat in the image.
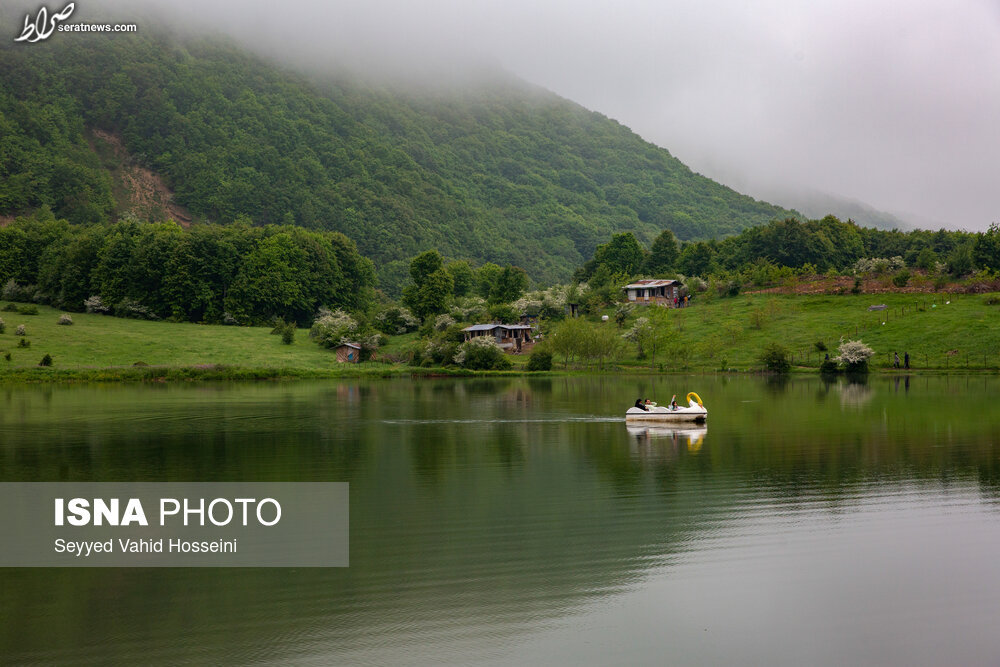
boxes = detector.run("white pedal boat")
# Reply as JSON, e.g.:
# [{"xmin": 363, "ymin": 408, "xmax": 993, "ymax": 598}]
[{"xmin": 625, "ymin": 392, "xmax": 707, "ymax": 423}]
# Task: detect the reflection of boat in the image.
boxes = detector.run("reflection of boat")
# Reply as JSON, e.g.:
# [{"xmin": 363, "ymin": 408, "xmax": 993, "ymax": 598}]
[
  {"xmin": 625, "ymin": 425, "xmax": 707, "ymax": 439},
  {"xmin": 626, "ymin": 425, "xmax": 707, "ymax": 453},
  {"xmin": 625, "ymin": 392, "xmax": 707, "ymax": 423}
]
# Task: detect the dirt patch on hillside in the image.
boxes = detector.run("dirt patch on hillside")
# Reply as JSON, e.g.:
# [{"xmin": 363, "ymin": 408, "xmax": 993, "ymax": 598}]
[
  {"xmin": 89, "ymin": 129, "xmax": 193, "ymax": 226},
  {"xmin": 0, "ymin": 214, "xmax": 15, "ymax": 227}
]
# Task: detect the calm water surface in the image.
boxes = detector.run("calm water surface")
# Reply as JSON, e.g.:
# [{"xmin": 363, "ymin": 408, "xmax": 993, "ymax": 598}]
[{"xmin": 2, "ymin": 375, "xmax": 1000, "ymax": 665}]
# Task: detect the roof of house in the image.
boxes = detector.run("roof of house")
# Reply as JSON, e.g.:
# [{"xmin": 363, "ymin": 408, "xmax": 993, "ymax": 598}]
[
  {"xmin": 462, "ymin": 323, "xmax": 533, "ymax": 332},
  {"xmin": 336, "ymin": 342, "xmax": 362, "ymax": 350},
  {"xmin": 623, "ymin": 279, "xmax": 681, "ymax": 289}
]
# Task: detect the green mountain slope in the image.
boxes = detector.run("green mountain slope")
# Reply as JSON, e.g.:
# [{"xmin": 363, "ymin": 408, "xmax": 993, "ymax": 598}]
[{"xmin": 0, "ymin": 32, "xmax": 793, "ymax": 290}]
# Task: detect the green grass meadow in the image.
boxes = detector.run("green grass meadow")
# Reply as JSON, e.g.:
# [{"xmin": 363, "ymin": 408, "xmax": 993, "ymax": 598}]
[
  {"xmin": 0, "ymin": 291, "xmax": 998, "ymax": 381},
  {"xmin": 0, "ymin": 305, "xmax": 342, "ymax": 376},
  {"xmin": 614, "ymin": 291, "xmax": 1000, "ymax": 371}
]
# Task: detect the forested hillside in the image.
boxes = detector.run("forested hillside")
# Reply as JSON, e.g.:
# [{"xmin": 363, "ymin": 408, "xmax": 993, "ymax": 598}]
[{"xmin": 0, "ymin": 32, "xmax": 793, "ymax": 290}]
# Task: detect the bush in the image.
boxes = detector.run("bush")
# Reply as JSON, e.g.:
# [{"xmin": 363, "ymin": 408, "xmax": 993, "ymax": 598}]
[
  {"xmin": 17, "ymin": 305, "xmax": 38, "ymax": 315},
  {"xmin": 814, "ymin": 341, "xmax": 827, "ymax": 352},
  {"xmin": 454, "ymin": 337, "xmax": 512, "ymax": 371},
  {"xmin": 57, "ymin": 313, "xmax": 73, "ymax": 326},
  {"xmin": 2, "ymin": 279, "xmax": 35, "ymax": 303},
  {"xmin": 527, "ymin": 350, "xmax": 553, "ymax": 371},
  {"xmin": 114, "ymin": 298, "xmax": 158, "ymax": 320},
  {"xmin": 0, "ymin": 318, "xmax": 4, "ymax": 334},
  {"xmin": 17, "ymin": 338, "xmax": 30, "ymax": 348},
  {"xmin": 423, "ymin": 338, "xmax": 459, "ymax": 366},
  {"xmin": 820, "ymin": 358, "xmax": 839, "ymax": 374},
  {"xmin": 985, "ymin": 295, "xmax": 1000, "ymax": 306},
  {"xmin": 440, "ymin": 323, "xmax": 467, "ymax": 345},
  {"xmin": 281, "ymin": 322, "xmax": 296, "ymax": 345},
  {"xmin": 39, "ymin": 354, "xmax": 52, "ymax": 366},
  {"xmin": 15, "ymin": 324, "xmax": 26, "ymax": 336},
  {"xmin": 376, "ymin": 306, "xmax": 419, "ymax": 335},
  {"xmin": 759, "ymin": 343, "xmax": 790, "ymax": 374},
  {"xmin": 310, "ymin": 309, "xmax": 358, "ymax": 348},
  {"xmin": 3, "ymin": 351, "xmax": 10, "ymax": 362},
  {"xmin": 1, "ymin": 303, "xmax": 18, "ymax": 312},
  {"xmin": 892, "ymin": 270, "xmax": 910, "ymax": 288},
  {"xmin": 84, "ymin": 295, "xmax": 110, "ymax": 314}
]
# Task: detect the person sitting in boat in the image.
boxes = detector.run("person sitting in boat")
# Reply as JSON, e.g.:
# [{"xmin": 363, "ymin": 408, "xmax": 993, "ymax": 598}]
[
  {"xmin": 669, "ymin": 395, "xmax": 679, "ymax": 410},
  {"xmin": 634, "ymin": 398, "xmax": 648, "ymax": 411},
  {"xmin": 644, "ymin": 398, "xmax": 657, "ymax": 407}
]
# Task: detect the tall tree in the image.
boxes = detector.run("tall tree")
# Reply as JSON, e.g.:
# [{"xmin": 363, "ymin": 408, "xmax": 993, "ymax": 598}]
[
  {"xmin": 592, "ymin": 232, "xmax": 646, "ymax": 277},
  {"xmin": 644, "ymin": 229, "xmax": 679, "ymax": 275},
  {"xmin": 445, "ymin": 260, "xmax": 475, "ymax": 297},
  {"xmin": 489, "ymin": 266, "xmax": 529, "ymax": 304}
]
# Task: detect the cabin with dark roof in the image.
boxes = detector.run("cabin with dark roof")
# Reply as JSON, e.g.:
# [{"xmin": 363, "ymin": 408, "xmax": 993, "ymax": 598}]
[
  {"xmin": 462, "ymin": 323, "xmax": 534, "ymax": 352},
  {"xmin": 622, "ymin": 279, "xmax": 682, "ymax": 306}
]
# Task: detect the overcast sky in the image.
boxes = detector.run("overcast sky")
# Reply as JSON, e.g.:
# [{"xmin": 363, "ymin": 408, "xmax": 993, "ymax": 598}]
[{"xmin": 81, "ymin": 0, "xmax": 1000, "ymax": 230}]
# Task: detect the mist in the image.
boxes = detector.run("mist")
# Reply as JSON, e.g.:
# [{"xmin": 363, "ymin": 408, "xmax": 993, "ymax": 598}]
[{"xmin": 45, "ymin": 0, "xmax": 1000, "ymax": 231}]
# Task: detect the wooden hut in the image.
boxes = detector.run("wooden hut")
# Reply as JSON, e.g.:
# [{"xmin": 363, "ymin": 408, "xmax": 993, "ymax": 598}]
[{"xmin": 334, "ymin": 342, "xmax": 363, "ymax": 363}]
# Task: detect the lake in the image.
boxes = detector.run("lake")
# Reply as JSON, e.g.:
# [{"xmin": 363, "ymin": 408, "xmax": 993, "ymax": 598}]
[{"xmin": 2, "ymin": 375, "xmax": 1000, "ymax": 665}]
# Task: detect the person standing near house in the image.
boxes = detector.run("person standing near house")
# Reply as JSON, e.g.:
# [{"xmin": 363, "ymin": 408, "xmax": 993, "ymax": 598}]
[{"xmin": 894, "ymin": 352, "xmax": 900, "ymax": 368}]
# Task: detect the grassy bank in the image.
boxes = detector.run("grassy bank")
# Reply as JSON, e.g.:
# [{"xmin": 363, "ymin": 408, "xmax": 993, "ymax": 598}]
[
  {"xmin": 1, "ymin": 292, "xmax": 998, "ymax": 383},
  {"xmin": 608, "ymin": 291, "xmax": 1000, "ymax": 372}
]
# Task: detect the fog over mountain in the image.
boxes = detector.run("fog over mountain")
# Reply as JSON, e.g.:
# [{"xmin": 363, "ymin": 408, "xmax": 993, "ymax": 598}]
[{"xmin": 25, "ymin": 0, "xmax": 1000, "ymax": 232}]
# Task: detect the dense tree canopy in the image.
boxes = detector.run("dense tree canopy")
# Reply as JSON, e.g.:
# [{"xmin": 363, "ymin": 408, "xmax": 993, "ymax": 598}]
[
  {"xmin": 574, "ymin": 215, "xmax": 987, "ymax": 288},
  {"xmin": 0, "ymin": 214, "xmax": 374, "ymax": 324}
]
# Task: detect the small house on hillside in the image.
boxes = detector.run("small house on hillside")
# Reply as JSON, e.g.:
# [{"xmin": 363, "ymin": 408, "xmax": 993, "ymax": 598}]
[
  {"xmin": 462, "ymin": 323, "xmax": 534, "ymax": 352},
  {"xmin": 623, "ymin": 279, "xmax": 681, "ymax": 306},
  {"xmin": 335, "ymin": 342, "xmax": 363, "ymax": 363}
]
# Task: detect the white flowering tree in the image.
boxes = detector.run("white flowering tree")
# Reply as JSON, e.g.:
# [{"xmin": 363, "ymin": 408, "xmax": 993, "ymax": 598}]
[
  {"xmin": 375, "ymin": 306, "xmax": 419, "ymax": 335},
  {"xmin": 853, "ymin": 257, "xmax": 904, "ymax": 276},
  {"xmin": 309, "ymin": 309, "xmax": 358, "ymax": 348},
  {"xmin": 835, "ymin": 339, "xmax": 875, "ymax": 373},
  {"xmin": 622, "ymin": 308, "xmax": 671, "ymax": 369},
  {"xmin": 434, "ymin": 313, "xmax": 456, "ymax": 332}
]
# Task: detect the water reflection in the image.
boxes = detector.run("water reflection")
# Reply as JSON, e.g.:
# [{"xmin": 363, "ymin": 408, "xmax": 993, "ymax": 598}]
[
  {"xmin": 2, "ymin": 376, "xmax": 1000, "ymax": 665},
  {"xmin": 626, "ymin": 425, "xmax": 707, "ymax": 459}
]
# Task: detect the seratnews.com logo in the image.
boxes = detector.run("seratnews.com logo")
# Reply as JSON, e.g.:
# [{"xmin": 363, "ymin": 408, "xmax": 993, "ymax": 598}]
[{"xmin": 14, "ymin": 3, "xmax": 138, "ymax": 43}]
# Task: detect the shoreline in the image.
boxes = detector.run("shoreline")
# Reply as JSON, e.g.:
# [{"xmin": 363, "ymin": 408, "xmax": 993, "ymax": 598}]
[{"xmin": 2, "ymin": 363, "xmax": 996, "ymax": 384}]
